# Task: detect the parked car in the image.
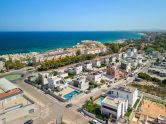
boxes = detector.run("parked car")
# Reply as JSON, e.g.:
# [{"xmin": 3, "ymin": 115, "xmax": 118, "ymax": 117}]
[
  {"xmin": 89, "ymin": 119, "xmax": 100, "ymax": 124},
  {"xmin": 66, "ymin": 103, "xmax": 73, "ymax": 108},
  {"xmin": 24, "ymin": 119, "xmax": 33, "ymax": 124}
]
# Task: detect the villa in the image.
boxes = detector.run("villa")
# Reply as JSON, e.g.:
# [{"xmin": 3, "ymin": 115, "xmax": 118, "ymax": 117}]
[
  {"xmin": 101, "ymin": 96, "xmax": 128, "ymax": 120},
  {"xmin": 74, "ymin": 65, "xmax": 83, "ymax": 74},
  {"xmin": 121, "ymin": 61, "xmax": 131, "ymax": 73},
  {"xmin": 101, "ymin": 57, "xmax": 110, "ymax": 65},
  {"xmin": 83, "ymin": 61, "xmax": 93, "ymax": 71},
  {"xmin": 107, "ymin": 86, "xmax": 138, "ymax": 107},
  {"xmin": 93, "ymin": 59, "xmax": 101, "ymax": 68},
  {"xmin": 88, "ymin": 71, "xmax": 102, "ymax": 84},
  {"xmin": 73, "ymin": 76, "xmax": 89, "ymax": 91},
  {"xmin": 0, "ymin": 61, "xmax": 5, "ymax": 71},
  {"xmin": 47, "ymin": 76, "xmax": 63, "ymax": 89}
]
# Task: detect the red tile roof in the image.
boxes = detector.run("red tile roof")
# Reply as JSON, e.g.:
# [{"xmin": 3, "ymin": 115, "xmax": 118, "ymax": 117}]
[{"xmin": 0, "ymin": 88, "xmax": 22, "ymax": 100}]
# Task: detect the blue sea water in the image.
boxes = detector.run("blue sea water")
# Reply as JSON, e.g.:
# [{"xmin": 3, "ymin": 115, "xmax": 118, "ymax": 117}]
[{"xmin": 0, "ymin": 31, "xmax": 141, "ymax": 55}]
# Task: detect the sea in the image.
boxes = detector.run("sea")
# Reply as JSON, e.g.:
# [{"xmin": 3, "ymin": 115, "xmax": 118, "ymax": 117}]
[{"xmin": 0, "ymin": 31, "xmax": 142, "ymax": 55}]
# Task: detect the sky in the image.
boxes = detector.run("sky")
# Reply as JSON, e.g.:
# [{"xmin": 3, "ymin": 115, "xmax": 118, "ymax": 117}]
[{"xmin": 0, "ymin": 0, "xmax": 166, "ymax": 31}]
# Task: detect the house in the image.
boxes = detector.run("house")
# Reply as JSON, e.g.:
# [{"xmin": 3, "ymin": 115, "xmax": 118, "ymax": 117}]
[
  {"xmin": 74, "ymin": 65, "xmax": 83, "ymax": 74},
  {"xmin": 58, "ymin": 71, "xmax": 68, "ymax": 78},
  {"xmin": 101, "ymin": 57, "xmax": 110, "ymax": 65},
  {"xmin": 110, "ymin": 56, "xmax": 116, "ymax": 63},
  {"xmin": 48, "ymin": 76, "xmax": 62, "ymax": 89},
  {"xmin": 0, "ymin": 78, "xmax": 35, "ymax": 123},
  {"xmin": 73, "ymin": 76, "xmax": 89, "ymax": 91},
  {"xmin": 101, "ymin": 96, "xmax": 128, "ymax": 119},
  {"xmin": 107, "ymin": 86, "xmax": 138, "ymax": 107},
  {"xmin": 121, "ymin": 61, "xmax": 131, "ymax": 72},
  {"xmin": 127, "ymin": 58, "xmax": 138, "ymax": 67},
  {"xmin": 39, "ymin": 73, "xmax": 50, "ymax": 85},
  {"xmin": 122, "ymin": 52, "xmax": 127, "ymax": 58},
  {"xmin": 127, "ymin": 48, "xmax": 137, "ymax": 57},
  {"xmin": 83, "ymin": 61, "xmax": 93, "ymax": 71},
  {"xmin": 93, "ymin": 60, "xmax": 101, "ymax": 68},
  {"xmin": 88, "ymin": 71, "xmax": 102, "ymax": 84},
  {"xmin": 0, "ymin": 61, "xmax": 5, "ymax": 71},
  {"xmin": 107, "ymin": 65, "xmax": 120, "ymax": 80}
]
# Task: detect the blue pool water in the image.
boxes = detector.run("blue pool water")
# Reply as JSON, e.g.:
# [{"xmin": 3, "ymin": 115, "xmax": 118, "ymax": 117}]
[
  {"xmin": 63, "ymin": 90, "xmax": 78, "ymax": 99},
  {"xmin": 97, "ymin": 97, "xmax": 105, "ymax": 105}
]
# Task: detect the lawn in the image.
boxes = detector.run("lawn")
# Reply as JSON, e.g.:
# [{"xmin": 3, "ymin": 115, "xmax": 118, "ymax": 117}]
[
  {"xmin": 125, "ymin": 108, "xmax": 132, "ymax": 118},
  {"xmin": 5, "ymin": 74, "xmax": 21, "ymax": 81},
  {"xmin": 83, "ymin": 100, "xmax": 106, "ymax": 120},
  {"xmin": 133, "ymin": 99, "xmax": 140, "ymax": 109}
]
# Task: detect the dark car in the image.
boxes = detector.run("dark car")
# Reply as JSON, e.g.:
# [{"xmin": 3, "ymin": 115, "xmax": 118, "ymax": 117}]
[
  {"xmin": 24, "ymin": 119, "xmax": 33, "ymax": 124},
  {"xmin": 66, "ymin": 103, "xmax": 73, "ymax": 108}
]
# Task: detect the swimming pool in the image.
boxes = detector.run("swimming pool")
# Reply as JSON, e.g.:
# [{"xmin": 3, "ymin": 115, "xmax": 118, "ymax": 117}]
[
  {"xmin": 97, "ymin": 97, "xmax": 105, "ymax": 105},
  {"xmin": 63, "ymin": 90, "xmax": 79, "ymax": 100}
]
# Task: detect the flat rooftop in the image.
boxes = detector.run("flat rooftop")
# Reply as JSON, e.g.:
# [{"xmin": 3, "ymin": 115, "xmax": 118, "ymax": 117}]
[
  {"xmin": 112, "ymin": 86, "xmax": 137, "ymax": 93},
  {"xmin": 102, "ymin": 96, "xmax": 125, "ymax": 107},
  {"xmin": 0, "ymin": 78, "xmax": 17, "ymax": 92},
  {"xmin": 0, "ymin": 95, "xmax": 33, "ymax": 114}
]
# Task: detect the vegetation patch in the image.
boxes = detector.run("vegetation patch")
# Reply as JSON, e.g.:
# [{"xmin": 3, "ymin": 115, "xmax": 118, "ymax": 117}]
[
  {"xmin": 125, "ymin": 108, "xmax": 132, "ymax": 118},
  {"xmin": 83, "ymin": 100, "xmax": 106, "ymax": 120},
  {"xmin": 129, "ymin": 83, "xmax": 166, "ymax": 99},
  {"xmin": 5, "ymin": 74, "xmax": 21, "ymax": 81}
]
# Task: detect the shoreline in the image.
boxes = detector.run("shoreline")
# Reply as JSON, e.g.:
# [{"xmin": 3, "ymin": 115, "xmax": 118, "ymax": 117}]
[
  {"xmin": 0, "ymin": 32, "xmax": 142, "ymax": 56},
  {"xmin": 0, "ymin": 38, "xmax": 138, "ymax": 57}
]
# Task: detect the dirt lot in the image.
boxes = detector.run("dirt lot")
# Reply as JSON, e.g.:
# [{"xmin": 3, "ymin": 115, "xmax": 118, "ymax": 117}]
[{"xmin": 130, "ymin": 99, "xmax": 166, "ymax": 124}]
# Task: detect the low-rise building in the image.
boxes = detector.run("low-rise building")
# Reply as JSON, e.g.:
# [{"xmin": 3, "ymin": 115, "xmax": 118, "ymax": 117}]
[
  {"xmin": 101, "ymin": 96, "xmax": 128, "ymax": 119},
  {"xmin": 127, "ymin": 48, "xmax": 137, "ymax": 57},
  {"xmin": 73, "ymin": 76, "xmax": 89, "ymax": 91},
  {"xmin": 0, "ymin": 78, "xmax": 35, "ymax": 123},
  {"xmin": 88, "ymin": 71, "xmax": 102, "ymax": 84},
  {"xmin": 107, "ymin": 65, "xmax": 120, "ymax": 80},
  {"xmin": 74, "ymin": 65, "xmax": 83, "ymax": 74},
  {"xmin": 93, "ymin": 60, "xmax": 101, "ymax": 68},
  {"xmin": 148, "ymin": 68, "xmax": 166, "ymax": 77},
  {"xmin": 107, "ymin": 86, "xmax": 138, "ymax": 107},
  {"xmin": 121, "ymin": 61, "xmax": 131, "ymax": 72},
  {"xmin": 83, "ymin": 61, "xmax": 93, "ymax": 71},
  {"xmin": 58, "ymin": 71, "xmax": 68, "ymax": 78},
  {"xmin": 101, "ymin": 57, "xmax": 110, "ymax": 65},
  {"xmin": 0, "ymin": 61, "xmax": 5, "ymax": 71},
  {"xmin": 39, "ymin": 73, "xmax": 50, "ymax": 85},
  {"xmin": 48, "ymin": 76, "xmax": 62, "ymax": 89}
]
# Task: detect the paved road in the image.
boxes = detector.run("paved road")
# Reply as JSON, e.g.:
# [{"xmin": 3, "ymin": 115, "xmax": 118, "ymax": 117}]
[{"xmin": 14, "ymin": 79, "xmax": 89, "ymax": 124}]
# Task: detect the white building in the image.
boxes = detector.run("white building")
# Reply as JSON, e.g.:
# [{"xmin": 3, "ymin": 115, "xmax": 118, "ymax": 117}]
[
  {"xmin": 0, "ymin": 61, "xmax": 5, "ymax": 71},
  {"xmin": 0, "ymin": 78, "xmax": 35, "ymax": 123},
  {"xmin": 101, "ymin": 96, "xmax": 128, "ymax": 119},
  {"xmin": 107, "ymin": 86, "xmax": 138, "ymax": 107},
  {"xmin": 121, "ymin": 61, "xmax": 131, "ymax": 72},
  {"xmin": 73, "ymin": 76, "xmax": 89, "ymax": 91},
  {"xmin": 93, "ymin": 60, "xmax": 101, "ymax": 68},
  {"xmin": 127, "ymin": 48, "xmax": 137, "ymax": 57},
  {"xmin": 74, "ymin": 65, "xmax": 83, "ymax": 74},
  {"xmin": 83, "ymin": 61, "xmax": 93, "ymax": 70},
  {"xmin": 48, "ymin": 76, "xmax": 62, "ymax": 89},
  {"xmin": 110, "ymin": 56, "xmax": 116, "ymax": 63},
  {"xmin": 39, "ymin": 73, "xmax": 50, "ymax": 85},
  {"xmin": 122, "ymin": 52, "xmax": 127, "ymax": 58},
  {"xmin": 101, "ymin": 57, "xmax": 110, "ymax": 65},
  {"xmin": 88, "ymin": 71, "xmax": 102, "ymax": 84},
  {"xmin": 58, "ymin": 71, "xmax": 68, "ymax": 78}
]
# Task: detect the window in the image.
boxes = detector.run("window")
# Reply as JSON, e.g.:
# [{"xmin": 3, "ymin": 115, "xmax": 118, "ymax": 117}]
[{"xmin": 102, "ymin": 105, "xmax": 117, "ymax": 112}]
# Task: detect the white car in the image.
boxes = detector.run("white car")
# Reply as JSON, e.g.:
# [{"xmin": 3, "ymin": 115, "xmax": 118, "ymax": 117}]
[{"xmin": 89, "ymin": 119, "xmax": 100, "ymax": 124}]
